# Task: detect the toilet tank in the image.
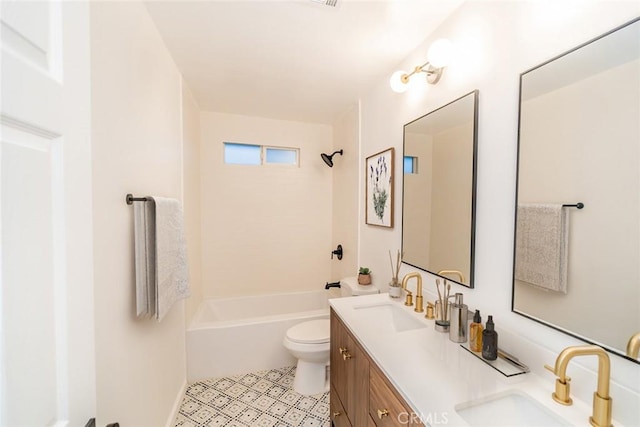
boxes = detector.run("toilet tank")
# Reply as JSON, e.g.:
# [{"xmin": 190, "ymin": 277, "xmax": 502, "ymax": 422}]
[{"xmin": 339, "ymin": 277, "xmax": 380, "ymax": 297}]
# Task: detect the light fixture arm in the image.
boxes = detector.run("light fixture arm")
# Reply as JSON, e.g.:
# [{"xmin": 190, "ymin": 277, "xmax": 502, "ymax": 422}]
[{"xmin": 406, "ymin": 61, "xmax": 444, "ymax": 85}]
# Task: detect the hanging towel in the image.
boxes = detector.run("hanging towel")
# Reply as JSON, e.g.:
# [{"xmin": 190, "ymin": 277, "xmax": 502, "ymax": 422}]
[
  {"xmin": 134, "ymin": 200, "xmax": 156, "ymax": 317},
  {"xmin": 133, "ymin": 196, "xmax": 189, "ymax": 320},
  {"xmin": 153, "ymin": 197, "xmax": 190, "ymax": 321},
  {"xmin": 515, "ymin": 204, "xmax": 569, "ymax": 294}
]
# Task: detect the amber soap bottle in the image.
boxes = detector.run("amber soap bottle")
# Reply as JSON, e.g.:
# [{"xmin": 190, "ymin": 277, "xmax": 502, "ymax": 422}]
[{"xmin": 469, "ymin": 310, "xmax": 483, "ymax": 352}]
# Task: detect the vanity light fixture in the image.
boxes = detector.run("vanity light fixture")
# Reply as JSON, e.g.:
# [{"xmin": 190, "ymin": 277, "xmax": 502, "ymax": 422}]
[{"xmin": 389, "ymin": 38, "xmax": 453, "ymax": 93}]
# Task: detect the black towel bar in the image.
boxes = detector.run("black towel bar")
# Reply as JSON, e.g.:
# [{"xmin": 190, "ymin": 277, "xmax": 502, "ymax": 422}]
[
  {"xmin": 126, "ymin": 194, "xmax": 148, "ymax": 205},
  {"xmin": 562, "ymin": 203, "xmax": 584, "ymax": 209}
]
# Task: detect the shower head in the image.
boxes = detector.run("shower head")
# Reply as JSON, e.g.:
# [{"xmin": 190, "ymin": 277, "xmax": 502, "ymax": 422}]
[{"xmin": 321, "ymin": 150, "xmax": 343, "ymax": 167}]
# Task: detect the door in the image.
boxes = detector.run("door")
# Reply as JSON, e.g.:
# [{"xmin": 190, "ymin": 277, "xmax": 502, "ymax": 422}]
[{"xmin": 1, "ymin": 1, "xmax": 95, "ymax": 426}]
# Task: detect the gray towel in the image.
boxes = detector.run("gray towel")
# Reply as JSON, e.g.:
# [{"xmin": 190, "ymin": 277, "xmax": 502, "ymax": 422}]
[
  {"xmin": 133, "ymin": 197, "xmax": 189, "ymax": 320},
  {"xmin": 515, "ymin": 204, "xmax": 569, "ymax": 294},
  {"xmin": 134, "ymin": 200, "xmax": 156, "ymax": 317}
]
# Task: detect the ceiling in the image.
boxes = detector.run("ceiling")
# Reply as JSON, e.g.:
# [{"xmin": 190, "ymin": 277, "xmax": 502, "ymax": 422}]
[{"xmin": 144, "ymin": 0, "xmax": 463, "ymax": 124}]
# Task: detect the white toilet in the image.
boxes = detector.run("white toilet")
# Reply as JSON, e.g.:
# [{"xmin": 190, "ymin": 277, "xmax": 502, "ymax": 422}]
[{"xmin": 283, "ymin": 277, "xmax": 379, "ymax": 395}]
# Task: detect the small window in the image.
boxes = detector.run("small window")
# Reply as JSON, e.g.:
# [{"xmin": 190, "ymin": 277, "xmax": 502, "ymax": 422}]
[
  {"xmin": 265, "ymin": 147, "xmax": 298, "ymax": 165},
  {"xmin": 224, "ymin": 143, "xmax": 261, "ymax": 165},
  {"xmin": 404, "ymin": 156, "xmax": 418, "ymax": 174},
  {"xmin": 224, "ymin": 142, "xmax": 299, "ymax": 166}
]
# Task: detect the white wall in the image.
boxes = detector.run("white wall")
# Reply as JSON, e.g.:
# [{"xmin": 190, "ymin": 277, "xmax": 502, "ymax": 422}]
[
  {"xmin": 200, "ymin": 112, "xmax": 333, "ymax": 298},
  {"xmin": 331, "ymin": 106, "xmax": 359, "ymax": 284},
  {"xmin": 358, "ymin": 2, "xmax": 640, "ymax": 424},
  {"xmin": 182, "ymin": 83, "xmax": 203, "ymax": 322},
  {"xmin": 91, "ymin": 2, "xmax": 187, "ymax": 425}
]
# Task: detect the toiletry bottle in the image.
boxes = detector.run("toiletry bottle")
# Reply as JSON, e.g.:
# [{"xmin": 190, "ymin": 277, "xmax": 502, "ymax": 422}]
[
  {"xmin": 482, "ymin": 315, "xmax": 498, "ymax": 361},
  {"xmin": 449, "ymin": 293, "xmax": 468, "ymax": 343},
  {"xmin": 469, "ymin": 310, "xmax": 483, "ymax": 352}
]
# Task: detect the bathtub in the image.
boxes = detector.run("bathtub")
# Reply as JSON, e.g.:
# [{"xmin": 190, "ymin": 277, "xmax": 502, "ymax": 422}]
[{"xmin": 186, "ymin": 290, "xmax": 330, "ymax": 382}]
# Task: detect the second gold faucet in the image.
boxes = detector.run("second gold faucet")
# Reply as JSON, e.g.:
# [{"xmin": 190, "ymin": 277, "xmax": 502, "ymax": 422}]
[
  {"xmin": 545, "ymin": 345, "xmax": 613, "ymax": 427},
  {"xmin": 401, "ymin": 272, "xmax": 423, "ymax": 313}
]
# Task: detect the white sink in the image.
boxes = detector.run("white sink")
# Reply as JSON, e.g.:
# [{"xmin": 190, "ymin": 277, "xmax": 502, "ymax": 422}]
[
  {"xmin": 353, "ymin": 302, "xmax": 426, "ymax": 332},
  {"xmin": 455, "ymin": 390, "xmax": 572, "ymax": 427}
]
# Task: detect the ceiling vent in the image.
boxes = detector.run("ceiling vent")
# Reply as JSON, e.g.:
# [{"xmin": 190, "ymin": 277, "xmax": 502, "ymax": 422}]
[{"xmin": 310, "ymin": 0, "xmax": 338, "ymax": 7}]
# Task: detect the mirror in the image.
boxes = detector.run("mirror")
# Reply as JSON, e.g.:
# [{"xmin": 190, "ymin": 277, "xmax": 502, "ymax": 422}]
[
  {"xmin": 402, "ymin": 91, "xmax": 478, "ymax": 288},
  {"xmin": 513, "ymin": 17, "xmax": 640, "ymax": 362}
]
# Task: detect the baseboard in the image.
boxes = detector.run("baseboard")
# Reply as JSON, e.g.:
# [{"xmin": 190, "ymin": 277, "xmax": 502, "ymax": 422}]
[{"xmin": 165, "ymin": 379, "xmax": 187, "ymax": 427}]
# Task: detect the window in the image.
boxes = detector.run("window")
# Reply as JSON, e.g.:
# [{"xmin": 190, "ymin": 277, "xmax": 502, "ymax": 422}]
[
  {"xmin": 265, "ymin": 147, "xmax": 298, "ymax": 165},
  {"xmin": 224, "ymin": 142, "xmax": 299, "ymax": 166},
  {"xmin": 224, "ymin": 143, "xmax": 261, "ymax": 165},
  {"xmin": 404, "ymin": 156, "xmax": 418, "ymax": 174}
]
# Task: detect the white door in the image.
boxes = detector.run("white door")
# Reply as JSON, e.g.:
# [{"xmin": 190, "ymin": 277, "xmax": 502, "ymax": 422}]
[{"xmin": 0, "ymin": 1, "xmax": 95, "ymax": 426}]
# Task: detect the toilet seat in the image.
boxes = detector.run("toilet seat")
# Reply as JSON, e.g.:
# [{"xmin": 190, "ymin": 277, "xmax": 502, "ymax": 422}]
[{"xmin": 285, "ymin": 319, "xmax": 330, "ymax": 344}]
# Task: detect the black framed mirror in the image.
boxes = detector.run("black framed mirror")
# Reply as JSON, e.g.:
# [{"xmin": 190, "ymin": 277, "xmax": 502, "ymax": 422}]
[
  {"xmin": 512, "ymin": 17, "xmax": 640, "ymax": 363},
  {"xmin": 402, "ymin": 90, "xmax": 479, "ymax": 288}
]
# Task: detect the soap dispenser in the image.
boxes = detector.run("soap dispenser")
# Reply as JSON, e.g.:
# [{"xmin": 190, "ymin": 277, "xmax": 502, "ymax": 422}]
[
  {"xmin": 449, "ymin": 293, "xmax": 468, "ymax": 343},
  {"xmin": 482, "ymin": 315, "xmax": 498, "ymax": 360},
  {"xmin": 469, "ymin": 310, "xmax": 483, "ymax": 352}
]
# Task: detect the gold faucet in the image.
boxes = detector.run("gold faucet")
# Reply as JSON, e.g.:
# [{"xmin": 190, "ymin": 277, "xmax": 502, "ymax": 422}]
[
  {"xmin": 401, "ymin": 272, "xmax": 423, "ymax": 313},
  {"xmin": 545, "ymin": 345, "xmax": 612, "ymax": 427},
  {"xmin": 626, "ymin": 332, "xmax": 640, "ymax": 359},
  {"xmin": 437, "ymin": 269, "xmax": 466, "ymax": 284}
]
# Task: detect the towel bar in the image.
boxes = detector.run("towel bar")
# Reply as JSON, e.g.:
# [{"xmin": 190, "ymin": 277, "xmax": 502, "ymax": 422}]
[
  {"xmin": 126, "ymin": 193, "xmax": 148, "ymax": 205},
  {"xmin": 562, "ymin": 203, "xmax": 584, "ymax": 209}
]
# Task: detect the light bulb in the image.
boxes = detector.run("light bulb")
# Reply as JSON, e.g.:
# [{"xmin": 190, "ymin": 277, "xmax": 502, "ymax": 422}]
[
  {"xmin": 427, "ymin": 38, "xmax": 453, "ymax": 68},
  {"xmin": 389, "ymin": 70, "xmax": 409, "ymax": 93}
]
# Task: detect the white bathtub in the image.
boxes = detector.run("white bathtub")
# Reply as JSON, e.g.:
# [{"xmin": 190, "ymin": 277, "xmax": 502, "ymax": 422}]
[{"xmin": 186, "ymin": 290, "xmax": 329, "ymax": 382}]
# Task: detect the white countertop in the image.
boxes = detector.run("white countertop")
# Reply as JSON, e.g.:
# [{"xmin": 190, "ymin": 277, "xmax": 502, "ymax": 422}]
[{"xmin": 330, "ymin": 293, "xmax": 613, "ymax": 427}]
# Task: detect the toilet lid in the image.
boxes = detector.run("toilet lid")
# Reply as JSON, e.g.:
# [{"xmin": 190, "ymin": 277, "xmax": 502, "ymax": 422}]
[{"xmin": 286, "ymin": 319, "xmax": 330, "ymax": 344}]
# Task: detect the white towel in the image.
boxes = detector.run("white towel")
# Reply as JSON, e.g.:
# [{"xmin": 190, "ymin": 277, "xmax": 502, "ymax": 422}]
[
  {"xmin": 515, "ymin": 204, "xmax": 569, "ymax": 294},
  {"xmin": 153, "ymin": 197, "xmax": 190, "ymax": 321},
  {"xmin": 133, "ymin": 197, "xmax": 189, "ymax": 320}
]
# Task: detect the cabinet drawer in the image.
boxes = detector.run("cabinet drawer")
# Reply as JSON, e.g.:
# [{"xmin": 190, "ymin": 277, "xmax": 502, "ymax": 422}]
[
  {"xmin": 331, "ymin": 388, "xmax": 351, "ymax": 427},
  {"xmin": 369, "ymin": 365, "xmax": 423, "ymax": 426}
]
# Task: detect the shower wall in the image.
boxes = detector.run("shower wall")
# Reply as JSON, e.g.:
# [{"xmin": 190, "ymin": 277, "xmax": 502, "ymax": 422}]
[{"xmin": 200, "ymin": 111, "xmax": 334, "ymax": 298}]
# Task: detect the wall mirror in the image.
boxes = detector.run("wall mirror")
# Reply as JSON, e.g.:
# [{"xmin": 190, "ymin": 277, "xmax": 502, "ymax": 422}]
[
  {"xmin": 402, "ymin": 90, "xmax": 478, "ymax": 288},
  {"xmin": 513, "ymin": 17, "xmax": 640, "ymax": 362}
]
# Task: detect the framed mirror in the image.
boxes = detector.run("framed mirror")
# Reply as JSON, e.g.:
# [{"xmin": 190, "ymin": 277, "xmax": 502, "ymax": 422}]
[
  {"xmin": 402, "ymin": 91, "xmax": 478, "ymax": 288},
  {"xmin": 513, "ymin": 17, "xmax": 640, "ymax": 362}
]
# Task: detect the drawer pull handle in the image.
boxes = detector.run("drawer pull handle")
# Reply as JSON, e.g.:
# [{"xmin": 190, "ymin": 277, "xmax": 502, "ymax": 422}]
[
  {"xmin": 342, "ymin": 351, "xmax": 352, "ymax": 360},
  {"xmin": 333, "ymin": 411, "xmax": 341, "ymax": 417},
  {"xmin": 339, "ymin": 347, "xmax": 347, "ymax": 355},
  {"xmin": 377, "ymin": 409, "xmax": 389, "ymax": 419}
]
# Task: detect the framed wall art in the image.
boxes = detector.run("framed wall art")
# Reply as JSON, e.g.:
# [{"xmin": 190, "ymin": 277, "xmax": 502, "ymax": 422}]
[{"xmin": 365, "ymin": 147, "xmax": 394, "ymax": 228}]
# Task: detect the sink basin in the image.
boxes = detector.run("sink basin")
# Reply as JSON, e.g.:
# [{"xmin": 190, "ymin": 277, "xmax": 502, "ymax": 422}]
[
  {"xmin": 455, "ymin": 390, "xmax": 572, "ymax": 427},
  {"xmin": 353, "ymin": 303, "xmax": 426, "ymax": 332}
]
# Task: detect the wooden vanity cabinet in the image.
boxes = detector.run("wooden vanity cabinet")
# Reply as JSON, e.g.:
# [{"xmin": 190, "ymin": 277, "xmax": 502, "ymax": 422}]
[
  {"xmin": 330, "ymin": 309, "xmax": 423, "ymax": 427},
  {"xmin": 330, "ymin": 309, "xmax": 369, "ymax": 426}
]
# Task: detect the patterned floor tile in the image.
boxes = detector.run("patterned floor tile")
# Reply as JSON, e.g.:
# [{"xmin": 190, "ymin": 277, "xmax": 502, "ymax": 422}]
[{"xmin": 174, "ymin": 366, "xmax": 329, "ymax": 427}]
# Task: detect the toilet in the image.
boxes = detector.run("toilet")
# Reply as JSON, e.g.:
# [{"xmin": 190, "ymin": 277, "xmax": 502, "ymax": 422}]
[{"xmin": 283, "ymin": 277, "xmax": 379, "ymax": 395}]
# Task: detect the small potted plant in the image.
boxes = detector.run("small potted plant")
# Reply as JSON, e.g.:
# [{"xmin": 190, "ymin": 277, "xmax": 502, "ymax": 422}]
[{"xmin": 358, "ymin": 267, "xmax": 372, "ymax": 285}]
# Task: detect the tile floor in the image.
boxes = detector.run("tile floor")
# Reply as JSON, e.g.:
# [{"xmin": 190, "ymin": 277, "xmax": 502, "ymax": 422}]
[{"xmin": 174, "ymin": 366, "xmax": 330, "ymax": 427}]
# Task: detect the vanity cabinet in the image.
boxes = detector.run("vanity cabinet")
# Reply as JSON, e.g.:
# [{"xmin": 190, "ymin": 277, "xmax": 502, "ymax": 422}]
[
  {"xmin": 330, "ymin": 309, "xmax": 423, "ymax": 427},
  {"xmin": 330, "ymin": 309, "xmax": 369, "ymax": 426}
]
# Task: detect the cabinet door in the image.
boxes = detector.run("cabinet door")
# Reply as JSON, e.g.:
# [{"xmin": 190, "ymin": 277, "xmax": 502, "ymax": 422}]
[
  {"xmin": 369, "ymin": 364, "xmax": 424, "ymax": 426},
  {"xmin": 331, "ymin": 309, "xmax": 350, "ymax": 419},
  {"xmin": 331, "ymin": 309, "xmax": 370, "ymax": 426},
  {"xmin": 330, "ymin": 388, "xmax": 352, "ymax": 427}
]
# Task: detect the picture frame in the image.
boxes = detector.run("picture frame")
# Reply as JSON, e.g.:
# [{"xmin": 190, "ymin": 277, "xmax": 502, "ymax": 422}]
[{"xmin": 365, "ymin": 147, "xmax": 394, "ymax": 227}]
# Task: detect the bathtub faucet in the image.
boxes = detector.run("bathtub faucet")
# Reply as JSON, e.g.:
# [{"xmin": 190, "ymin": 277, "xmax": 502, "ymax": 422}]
[{"xmin": 325, "ymin": 281, "xmax": 341, "ymax": 290}]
